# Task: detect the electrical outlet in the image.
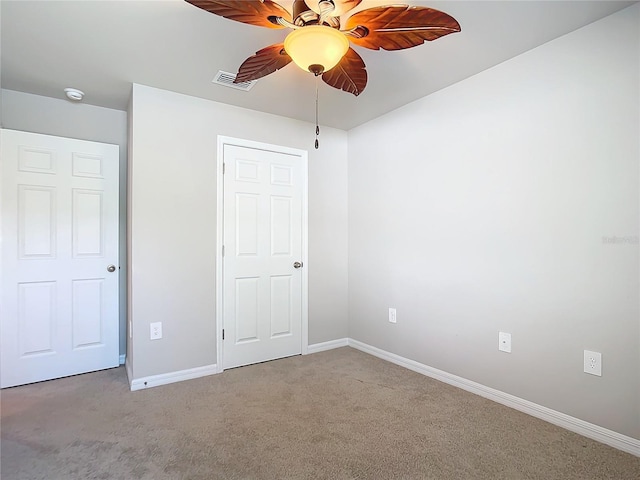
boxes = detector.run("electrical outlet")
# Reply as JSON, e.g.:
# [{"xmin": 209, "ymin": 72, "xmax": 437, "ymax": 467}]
[
  {"xmin": 583, "ymin": 350, "xmax": 602, "ymax": 376},
  {"xmin": 498, "ymin": 332, "xmax": 511, "ymax": 353},
  {"xmin": 150, "ymin": 322, "xmax": 162, "ymax": 340},
  {"xmin": 388, "ymin": 308, "xmax": 397, "ymax": 324}
]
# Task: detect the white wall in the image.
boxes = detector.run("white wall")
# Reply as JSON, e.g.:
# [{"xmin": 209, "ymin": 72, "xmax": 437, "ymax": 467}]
[
  {"xmin": 347, "ymin": 5, "xmax": 639, "ymax": 440},
  {"xmin": 1, "ymin": 89, "xmax": 129, "ymax": 357},
  {"xmin": 128, "ymin": 84, "xmax": 348, "ymax": 379}
]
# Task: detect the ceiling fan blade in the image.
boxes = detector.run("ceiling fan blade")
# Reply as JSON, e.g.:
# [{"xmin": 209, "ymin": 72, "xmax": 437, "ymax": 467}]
[
  {"xmin": 185, "ymin": 0, "xmax": 291, "ymax": 29},
  {"xmin": 235, "ymin": 44, "xmax": 292, "ymax": 83},
  {"xmin": 304, "ymin": 0, "xmax": 362, "ymax": 17},
  {"xmin": 344, "ymin": 5, "xmax": 460, "ymax": 50},
  {"xmin": 321, "ymin": 47, "xmax": 367, "ymax": 96}
]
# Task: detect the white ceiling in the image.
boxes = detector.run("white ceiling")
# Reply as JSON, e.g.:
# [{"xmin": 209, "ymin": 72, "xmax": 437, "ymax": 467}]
[{"xmin": 1, "ymin": 0, "xmax": 635, "ymax": 130}]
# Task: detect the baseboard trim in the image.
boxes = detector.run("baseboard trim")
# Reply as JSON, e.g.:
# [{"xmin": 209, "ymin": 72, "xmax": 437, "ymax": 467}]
[
  {"xmin": 129, "ymin": 363, "xmax": 218, "ymax": 392},
  {"xmin": 307, "ymin": 338, "xmax": 349, "ymax": 354},
  {"xmin": 347, "ymin": 339, "xmax": 640, "ymax": 457},
  {"xmin": 119, "ymin": 354, "xmax": 126, "ymax": 365}
]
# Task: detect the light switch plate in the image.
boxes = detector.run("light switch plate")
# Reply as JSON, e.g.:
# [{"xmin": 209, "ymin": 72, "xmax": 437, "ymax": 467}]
[{"xmin": 499, "ymin": 332, "xmax": 511, "ymax": 353}]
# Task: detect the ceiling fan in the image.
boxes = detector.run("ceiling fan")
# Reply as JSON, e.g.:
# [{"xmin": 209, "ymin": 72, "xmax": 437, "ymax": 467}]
[
  {"xmin": 186, "ymin": 0, "xmax": 460, "ymax": 147},
  {"xmin": 186, "ymin": 0, "xmax": 461, "ymax": 96}
]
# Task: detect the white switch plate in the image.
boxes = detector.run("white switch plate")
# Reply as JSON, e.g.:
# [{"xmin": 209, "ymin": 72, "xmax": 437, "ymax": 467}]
[
  {"xmin": 498, "ymin": 332, "xmax": 511, "ymax": 353},
  {"xmin": 150, "ymin": 322, "xmax": 162, "ymax": 340},
  {"xmin": 388, "ymin": 308, "xmax": 397, "ymax": 324},
  {"xmin": 584, "ymin": 350, "xmax": 602, "ymax": 376}
]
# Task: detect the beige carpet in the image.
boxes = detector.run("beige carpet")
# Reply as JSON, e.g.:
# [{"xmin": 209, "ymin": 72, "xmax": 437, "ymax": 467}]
[{"xmin": 1, "ymin": 347, "xmax": 638, "ymax": 479}]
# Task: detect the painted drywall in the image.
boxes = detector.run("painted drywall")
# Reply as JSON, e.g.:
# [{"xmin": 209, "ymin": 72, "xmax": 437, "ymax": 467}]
[
  {"xmin": 128, "ymin": 84, "xmax": 348, "ymax": 379},
  {"xmin": 126, "ymin": 92, "xmax": 134, "ymax": 374},
  {"xmin": 348, "ymin": 4, "xmax": 639, "ymax": 440},
  {"xmin": 0, "ymin": 2, "xmax": 3, "ymax": 125},
  {"xmin": 1, "ymin": 89, "xmax": 129, "ymax": 358}
]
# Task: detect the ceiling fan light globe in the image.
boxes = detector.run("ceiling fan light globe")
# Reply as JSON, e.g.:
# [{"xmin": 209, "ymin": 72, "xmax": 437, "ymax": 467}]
[{"xmin": 284, "ymin": 26, "xmax": 349, "ymax": 74}]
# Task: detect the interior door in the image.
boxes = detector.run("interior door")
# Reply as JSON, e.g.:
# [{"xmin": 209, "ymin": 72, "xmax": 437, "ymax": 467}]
[
  {"xmin": 223, "ymin": 142, "xmax": 306, "ymax": 369},
  {"xmin": 0, "ymin": 129, "xmax": 120, "ymax": 388}
]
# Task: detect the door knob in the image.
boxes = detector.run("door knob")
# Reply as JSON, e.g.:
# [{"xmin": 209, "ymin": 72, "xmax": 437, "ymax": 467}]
[
  {"xmin": 293, "ymin": 261, "xmax": 303, "ymax": 269},
  {"xmin": 107, "ymin": 265, "xmax": 116, "ymax": 273}
]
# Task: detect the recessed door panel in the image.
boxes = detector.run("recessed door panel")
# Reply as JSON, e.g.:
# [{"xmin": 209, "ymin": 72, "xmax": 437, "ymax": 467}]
[
  {"xmin": 270, "ymin": 275, "xmax": 292, "ymax": 338},
  {"xmin": 73, "ymin": 189, "xmax": 103, "ymax": 257},
  {"xmin": 72, "ymin": 279, "xmax": 104, "ymax": 348},
  {"xmin": 18, "ymin": 146, "xmax": 56, "ymax": 174},
  {"xmin": 236, "ymin": 160, "xmax": 260, "ymax": 183},
  {"xmin": 72, "ymin": 153, "xmax": 104, "ymax": 178},
  {"xmin": 236, "ymin": 194, "xmax": 258, "ymax": 256},
  {"xmin": 18, "ymin": 282, "xmax": 56, "ymax": 356},
  {"xmin": 271, "ymin": 196, "xmax": 292, "ymax": 256},
  {"xmin": 18, "ymin": 185, "xmax": 56, "ymax": 259},
  {"xmin": 235, "ymin": 277, "xmax": 259, "ymax": 343},
  {"xmin": 271, "ymin": 164, "xmax": 293, "ymax": 186}
]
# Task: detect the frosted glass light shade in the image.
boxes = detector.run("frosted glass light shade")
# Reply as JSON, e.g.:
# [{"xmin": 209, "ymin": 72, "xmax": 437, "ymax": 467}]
[{"xmin": 284, "ymin": 26, "xmax": 349, "ymax": 74}]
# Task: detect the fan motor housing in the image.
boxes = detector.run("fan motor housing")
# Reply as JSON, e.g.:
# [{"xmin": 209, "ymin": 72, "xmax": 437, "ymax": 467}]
[{"xmin": 293, "ymin": 0, "xmax": 314, "ymax": 25}]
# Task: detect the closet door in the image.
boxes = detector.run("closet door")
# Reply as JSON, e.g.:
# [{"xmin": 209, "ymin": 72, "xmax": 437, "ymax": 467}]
[
  {"xmin": 222, "ymin": 140, "xmax": 307, "ymax": 370},
  {"xmin": 1, "ymin": 129, "xmax": 119, "ymax": 388}
]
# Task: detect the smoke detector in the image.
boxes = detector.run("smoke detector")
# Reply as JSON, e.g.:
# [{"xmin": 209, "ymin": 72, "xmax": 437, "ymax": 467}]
[{"xmin": 64, "ymin": 88, "xmax": 84, "ymax": 101}]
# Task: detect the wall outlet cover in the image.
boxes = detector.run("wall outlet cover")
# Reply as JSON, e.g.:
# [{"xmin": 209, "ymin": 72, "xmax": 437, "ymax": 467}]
[
  {"xmin": 150, "ymin": 322, "xmax": 162, "ymax": 340},
  {"xmin": 583, "ymin": 350, "xmax": 602, "ymax": 376}
]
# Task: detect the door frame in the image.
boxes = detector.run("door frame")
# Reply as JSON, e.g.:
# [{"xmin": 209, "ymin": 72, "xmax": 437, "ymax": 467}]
[{"xmin": 215, "ymin": 136, "xmax": 309, "ymax": 373}]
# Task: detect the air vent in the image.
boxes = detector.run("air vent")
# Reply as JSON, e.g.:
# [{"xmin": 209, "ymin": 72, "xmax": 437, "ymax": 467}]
[{"xmin": 212, "ymin": 71, "xmax": 256, "ymax": 91}]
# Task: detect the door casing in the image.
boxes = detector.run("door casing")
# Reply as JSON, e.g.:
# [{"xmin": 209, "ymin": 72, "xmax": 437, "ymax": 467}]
[{"xmin": 216, "ymin": 136, "xmax": 308, "ymax": 372}]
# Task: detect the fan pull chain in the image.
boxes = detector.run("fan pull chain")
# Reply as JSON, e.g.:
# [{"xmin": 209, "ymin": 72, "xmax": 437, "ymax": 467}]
[{"xmin": 315, "ymin": 74, "xmax": 320, "ymax": 150}]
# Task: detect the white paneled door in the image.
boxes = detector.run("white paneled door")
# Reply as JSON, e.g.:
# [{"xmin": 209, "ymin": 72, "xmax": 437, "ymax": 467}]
[
  {"xmin": 222, "ymin": 141, "xmax": 306, "ymax": 369},
  {"xmin": 1, "ymin": 129, "xmax": 119, "ymax": 388}
]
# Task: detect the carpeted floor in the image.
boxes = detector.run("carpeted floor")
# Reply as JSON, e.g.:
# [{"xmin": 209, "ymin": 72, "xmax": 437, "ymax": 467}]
[{"xmin": 1, "ymin": 347, "xmax": 638, "ymax": 479}]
